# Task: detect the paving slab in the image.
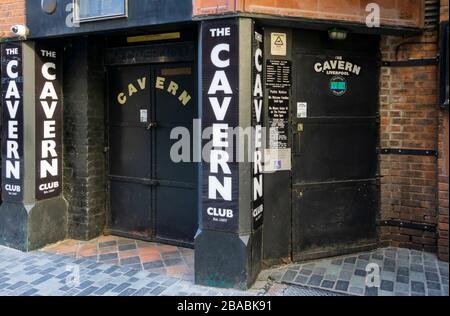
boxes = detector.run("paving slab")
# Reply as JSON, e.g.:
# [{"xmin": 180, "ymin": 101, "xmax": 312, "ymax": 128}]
[
  {"xmin": 267, "ymin": 247, "xmax": 449, "ymax": 297},
  {"xmin": 2, "ymin": 241, "xmax": 448, "ymax": 297}
]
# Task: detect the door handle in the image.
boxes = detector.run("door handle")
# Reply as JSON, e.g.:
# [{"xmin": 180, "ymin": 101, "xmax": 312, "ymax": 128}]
[
  {"xmin": 292, "ymin": 123, "xmax": 303, "ymax": 155},
  {"xmin": 146, "ymin": 122, "xmax": 158, "ymax": 130}
]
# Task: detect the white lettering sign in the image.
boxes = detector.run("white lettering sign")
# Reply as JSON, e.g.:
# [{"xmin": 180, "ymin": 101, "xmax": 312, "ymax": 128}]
[
  {"xmin": 2, "ymin": 45, "xmax": 23, "ymax": 200},
  {"xmin": 314, "ymin": 58, "xmax": 361, "ymax": 76}
]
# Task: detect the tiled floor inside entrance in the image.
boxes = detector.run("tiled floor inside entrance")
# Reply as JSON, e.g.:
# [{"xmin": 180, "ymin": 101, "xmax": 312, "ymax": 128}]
[{"xmin": 41, "ymin": 236, "xmax": 194, "ymax": 282}]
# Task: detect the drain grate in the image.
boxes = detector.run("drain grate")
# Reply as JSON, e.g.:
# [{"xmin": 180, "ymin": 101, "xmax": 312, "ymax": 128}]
[{"xmin": 283, "ymin": 285, "xmax": 349, "ymax": 296}]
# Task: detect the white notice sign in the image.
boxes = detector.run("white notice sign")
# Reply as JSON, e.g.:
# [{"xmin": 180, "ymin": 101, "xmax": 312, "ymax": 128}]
[
  {"xmin": 264, "ymin": 148, "xmax": 292, "ymax": 173},
  {"xmin": 271, "ymin": 33, "xmax": 287, "ymax": 56},
  {"xmin": 140, "ymin": 109, "xmax": 148, "ymax": 123},
  {"xmin": 297, "ymin": 102, "xmax": 307, "ymax": 118}
]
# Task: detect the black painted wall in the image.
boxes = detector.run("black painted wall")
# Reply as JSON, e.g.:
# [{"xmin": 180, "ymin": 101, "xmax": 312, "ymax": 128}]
[
  {"xmin": 63, "ymin": 36, "xmax": 107, "ymax": 240},
  {"xmin": 262, "ymin": 27, "xmax": 293, "ymax": 267},
  {"xmin": 26, "ymin": 0, "xmax": 193, "ymax": 39}
]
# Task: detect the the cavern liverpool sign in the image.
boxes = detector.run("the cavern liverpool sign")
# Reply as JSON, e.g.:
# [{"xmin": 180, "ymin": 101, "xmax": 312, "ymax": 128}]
[
  {"xmin": 35, "ymin": 44, "xmax": 62, "ymax": 200},
  {"xmin": 314, "ymin": 56, "xmax": 362, "ymax": 97},
  {"xmin": 202, "ymin": 20, "xmax": 239, "ymax": 232},
  {"xmin": 1, "ymin": 43, "xmax": 24, "ymax": 202}
]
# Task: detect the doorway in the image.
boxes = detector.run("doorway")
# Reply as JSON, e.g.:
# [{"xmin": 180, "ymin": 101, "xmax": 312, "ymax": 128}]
[
  {"xmin": 291, "ymin": 31, "xmax": 380, "ymax": 261},
  {"xmin": 106, "ymin": 62, "xmax": 197, "ymax": 247}
]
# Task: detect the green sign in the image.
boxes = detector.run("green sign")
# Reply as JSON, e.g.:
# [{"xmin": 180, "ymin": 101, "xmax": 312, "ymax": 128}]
[{"xmin": 329, "ymin": 76, "xmax": 347, "ymax": 96}]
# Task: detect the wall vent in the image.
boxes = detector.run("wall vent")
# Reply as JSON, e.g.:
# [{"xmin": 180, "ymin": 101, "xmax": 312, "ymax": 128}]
[{"xmin": 424, "ymin": 0, "xmax": 440, "ymax": 30}]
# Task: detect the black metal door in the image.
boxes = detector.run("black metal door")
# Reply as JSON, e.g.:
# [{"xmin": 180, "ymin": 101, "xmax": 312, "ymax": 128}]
[
  {"xmin": 107, "ymin": 63, "xmax": 197, "ymax": 245},
  {"xmin": 292, "ymin": 51, "xmax": 380, "ymax": 261},
  {"xmin": 108, "ymin": 65, "xmax": 154, "ymax": 239},
  {"xmin": 153, "ymin": 64, "xmax": 197, "ymax": 246}
]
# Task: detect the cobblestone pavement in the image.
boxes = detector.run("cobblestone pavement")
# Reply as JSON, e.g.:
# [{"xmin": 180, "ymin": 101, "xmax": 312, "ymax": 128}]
[
  {"xmin": 265, "ymin": 247, "xmax": 449, "ymax": 296},
  {"xmin": 3, "ymin": 243, "xmax": 446, "ymax": 296},
  {"xmin": 41, "ymin": 236, "xmax": 194, "ymax": 282},
  {"xmin": 0, "ymin": 246, "xmax": 258, "ymax": 296}
]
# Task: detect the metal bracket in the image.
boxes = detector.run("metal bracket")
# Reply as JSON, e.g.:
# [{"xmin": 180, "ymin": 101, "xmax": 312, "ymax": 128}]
[
  {"xmin": 378, "ymin": 220, "xmax": 436, "ymax": 233},
  {"xmin": 379, "ymin": 148, "xmax": 438, "ymax": 157},
  {"xmin": 109, "ymin": 175, "xmax": 160, "ymax": 187},
  {"xmin": 382, "ymin": 57, "xmax": 439, "ymax": 67}
]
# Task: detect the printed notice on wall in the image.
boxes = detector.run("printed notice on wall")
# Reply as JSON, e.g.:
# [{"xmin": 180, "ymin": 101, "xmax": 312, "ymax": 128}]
[
  {"xmin": 267, "ymin": 59, "xmax": 291, "ymax": 150},
  {"xmin": 271, "ymin": 33, "xmax": 287, "ymax": 56},
  {"xmin": 1, "ymin": 42, "xmax": 24, "ymax": 202},
  {"xmin": 35, "ymin": 44, "xmax": 63, "ymax": 200},
  {"xmin": 264, "ymin": 149, "xmax": 291, "ymax": 173},
  {"xmin": 297, "ymin": 102, "xmax": 307, "ymax": 118}
]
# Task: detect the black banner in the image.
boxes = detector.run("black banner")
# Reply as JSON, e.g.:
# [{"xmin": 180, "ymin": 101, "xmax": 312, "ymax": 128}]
[
  {"xmin": 252, "ymin": 26, "xmax": 264, "ymax": 230},
  {"xmin": 35, "ymin": 44, "xmax": 62, "ymax": 200},
  {"xmin": 202, "ymin": 20, "xmax": 240, "ymax": 233},
  {"xmin": 1, "ymin": 42, "xmax": 24, "ymax": 202}
]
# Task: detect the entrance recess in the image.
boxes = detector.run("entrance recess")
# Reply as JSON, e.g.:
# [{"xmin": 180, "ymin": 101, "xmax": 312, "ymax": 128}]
[
  {"xmin": 107, "ymin": 63, "xmax": 197, "ymax": 246},
  {"xmin": 291, "ymin": 34, "xmax": 380, "ymax": 261}
]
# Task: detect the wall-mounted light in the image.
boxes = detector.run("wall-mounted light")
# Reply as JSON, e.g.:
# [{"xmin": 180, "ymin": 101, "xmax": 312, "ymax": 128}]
[
  {"xmin": 41, "ymin": 0, "xmax": 57, "ymax": 15},
  {"xmin": 328, "ymin": 28, "xmax": 348, "ymax": 41}
]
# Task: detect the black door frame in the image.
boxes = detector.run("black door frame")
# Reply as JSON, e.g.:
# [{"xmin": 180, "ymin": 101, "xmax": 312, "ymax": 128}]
[{"xmin": 104, "ymin": 41, "xmax": 197, "ymax": 247}]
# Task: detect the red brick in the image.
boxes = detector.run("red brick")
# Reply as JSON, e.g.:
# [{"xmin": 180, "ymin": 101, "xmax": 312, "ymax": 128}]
[
  {"xmin": 379, "ymin": 21, "xmax": 447, "ymax": 260},
  {"xmin": 0, "ymin": 0, "xmax": 25, "ymax": 39}
]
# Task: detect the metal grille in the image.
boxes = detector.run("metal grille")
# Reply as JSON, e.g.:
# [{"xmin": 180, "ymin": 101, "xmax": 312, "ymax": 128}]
[
  {"xmin": 283, "ymin": 285, "xmax": 348, "ymax": 297},
  {"xmin": 424, "ymin": 0, "xmax": 440, "ymax": 30}
]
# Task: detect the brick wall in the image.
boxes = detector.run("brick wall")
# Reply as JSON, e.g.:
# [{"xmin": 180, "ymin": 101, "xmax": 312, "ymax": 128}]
[
  {"xmin": 379, "ymin": 30, "xmax": 440, "ymax": 253},
  {"xmin": 0, "ymin": 0, "xmax": 25, "ymax": 40},
  {"xmin": 438, "ymin": 0, "xmax": 449, "ymax": 261},
  {"xmin": 193, "ymin": 0, "xmax": 423, "ymax": 28},
  {"xmin": 442, "ymin": 0, "xmax": 449, "ymax": 21},
  {"xmin": 193, "ymin": 0, "xmax": 238, "ymax": 15}
]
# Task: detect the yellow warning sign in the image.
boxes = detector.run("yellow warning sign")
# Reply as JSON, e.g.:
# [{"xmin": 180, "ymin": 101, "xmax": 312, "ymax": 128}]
[{"xmin": 271, "ymin": 32, "xmax": 287, "ymax": 56}]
